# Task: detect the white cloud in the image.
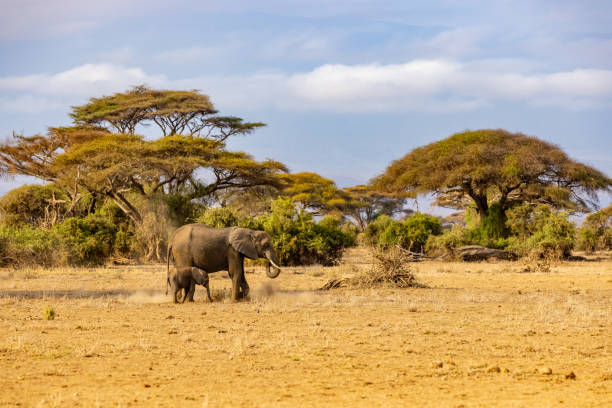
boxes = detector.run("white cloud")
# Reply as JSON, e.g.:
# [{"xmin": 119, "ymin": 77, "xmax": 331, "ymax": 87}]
[
  {"xmin": 0, "ymin": 64, "xmax": 167, "ymax": 113},
  {"xmin": 1, "ymin": 61, "xmax": 611, "ymax": 114},
  {"xmin": 284, "ymin": 61, "xmax": 612, "ymax": 112},
  {"xmin": 0, "ymin": 64, "xmax": 167, "ymax": 97}
]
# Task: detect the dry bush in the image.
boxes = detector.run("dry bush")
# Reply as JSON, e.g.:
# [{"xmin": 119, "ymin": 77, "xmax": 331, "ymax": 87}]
[
  {"xmin": 133, "ymin": 197, "xmax": 175, "ymax": 262},
  {"xmin": 515, "ymin": 254, "xmax": 553, "ymax": 273},
  {"xmin": 321, "ymin": 247, "xmax": 425, "ymax": 289}
]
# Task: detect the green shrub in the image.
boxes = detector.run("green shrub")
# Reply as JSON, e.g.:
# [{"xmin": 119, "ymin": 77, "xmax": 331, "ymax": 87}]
[
  {"xmin": 425, "ymin": 225, "xmax": 471, "ymax": 256},
  {"xmin": 379, "ymin": 213, "xmax": 441, "ymax": 252},
  {"xmin": 0, "ymin": 225, "xmax": 64, "ymax": 266},
  {"xmin": 197, "ymin": 207, "xmax": 240, "ymax": 228},
  {"xmin": 196, "ymin": 199, "xmax": 355, "ymax": 266},
  {"xmin": 261, "ymin": 198, "xmax": 355, "ymax": 266},
  {"xmin": 164, "ymin": 194, "xmax": 205, "ymax": 225},
  {"xmin": 0, "ymin": 184, "xmax": 68, "ymax": 227},
  {"xmin": 361, "ymin": 215, "xmax": 394, "ymax": 246},
  {"xmin": 97, "ymin": 200, "xmax": 135, "ymax": 256},
  {"xmin": 576, "ymin": 226, "xmax": 612, "ymax": 252},
  {"xmin": 363, "ymin": 213, "xmax": 441, "ymax": 252},
  {"xmin": 506, "ymin": 205, "xmax": 575, "ymax": 258},
  {"xmin": 54, "ymin": 215, "xmax": 116, "ymax": 265},
  {"xmin": 575, "ymin": 206, "xmax": 612, "ymax": 252},
  {"xmin": 464, "ymin": 203, "xmax": 508, "ymax": 248}
]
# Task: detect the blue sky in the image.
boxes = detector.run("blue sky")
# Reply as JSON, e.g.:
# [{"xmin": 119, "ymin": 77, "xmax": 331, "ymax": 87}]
[{"xmin": 1, "ymin": 0, "xmax": 611, "ymax": 212}]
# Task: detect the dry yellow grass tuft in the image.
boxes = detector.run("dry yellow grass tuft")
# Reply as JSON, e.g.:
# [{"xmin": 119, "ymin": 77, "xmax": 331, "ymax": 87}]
[{"xmin": 42, "ymin": 305, "xmax": 55, "ymax": 320}]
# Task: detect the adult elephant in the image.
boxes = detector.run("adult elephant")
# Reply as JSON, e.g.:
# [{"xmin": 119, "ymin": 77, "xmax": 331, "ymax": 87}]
[{"xmin": 167, "ymin": 224, "xmax": 282, "ymax": 302}]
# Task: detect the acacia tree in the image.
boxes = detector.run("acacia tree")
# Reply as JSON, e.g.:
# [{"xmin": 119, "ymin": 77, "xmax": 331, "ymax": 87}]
[
  {"xmin": 342, "ymin": 185, "xmax": 408, "ymax": 230},
  {"xmin": 214, "ymin": 172, "xmax": 350, "ymax": 218},
  {"xmin": 70, "ymin": 85, "xmax": 264, "ymax": 139},
  {"xmin": 0, "ymin": 88, "xmax": 287, "ymax": 260},
  {"xmin": 273, "ymin": 173, "xmax": 409, "ymax": 229},
  {"xmin": 0, "ymin": 126, "xmax": 112, "ymax": 217},
  {"xmin": 374, "ymin": 129, "xmax": 611, "ymax": 229},
  {"xmin": 277, "ymin": 172, "xmax": 348, "ymax": 215}
]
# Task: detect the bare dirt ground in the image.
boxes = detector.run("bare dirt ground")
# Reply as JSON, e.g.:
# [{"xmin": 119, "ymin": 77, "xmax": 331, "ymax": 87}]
[{"xmin": 0, "ymin": 248, "xmax": 611, "ymax": 407}]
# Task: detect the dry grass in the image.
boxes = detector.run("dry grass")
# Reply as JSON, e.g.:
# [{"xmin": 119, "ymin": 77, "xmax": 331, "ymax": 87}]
[{"xmin": 0, "ymin": 248, "xmax": 610, "ymax": 407}]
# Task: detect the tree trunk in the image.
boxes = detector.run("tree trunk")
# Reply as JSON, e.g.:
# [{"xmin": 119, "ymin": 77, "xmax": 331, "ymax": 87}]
[
  {"xmin": 109, "ymin": 192, "xmax": 142, "ymax": 223},
  {"xmin": 471, "ymin": 193, "xmax": 489, "ymax": 222}
]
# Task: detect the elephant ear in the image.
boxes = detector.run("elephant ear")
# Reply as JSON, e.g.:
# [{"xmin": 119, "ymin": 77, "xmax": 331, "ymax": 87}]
[{"xmin": 229, "ymin": 228, "xmax": 259, "ymax": 260}]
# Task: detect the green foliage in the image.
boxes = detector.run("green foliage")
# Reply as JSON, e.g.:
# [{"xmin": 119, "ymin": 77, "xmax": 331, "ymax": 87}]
[
  {"xmin": 70, "ymin": 86, "xmax": 216, "ymax": 135},
  {"xmin": 377, "ymin": 213, "xmax": 442, "ymax": 252},
  {"xmin": 197, "ymin": 207, "xmax": 240, "ymax": 228},
  {"xmin": 375, "ymin": 129, "xmax": 611, "ymax": 224},
  {"xmin": 261, "ymin": 198, "xmax": 355, "ymax": 266},
  {"xmin": 0, "ymin": 184, "xmax": 68, "ymax": 227},
  {"xmin": 425, "ymin": 225, "xmax": 471, "ymax": 256},
  {"xmin": 362, "ymin": 215, "xmax": 394, "ymax": 246},
  {"xmin": 362, "ymin": 213, "xmax": 442, "ymax": 252},
  {"xmin": 97, "ymin": 200, "xmax": 135, "ymax": 256},
  {"xmin": 277, "ymin": 172, "xmax": 347, "ymax": 214},
  {"xmin": 0, "ymin": 88, "xmax": 286, "ymax": 264},
  {"xmin": 342, "ymin": 185, "xmax": 408, "ymax": 231},
  {"xmin": 464, "ymin": 203, "xmax": 509, "ymax": 248},
  {"xmin": 506, "ymin": 205, "xmax": 575, "ymax": 258},
  {"xmin": 575, "ymin": 205, "xmax": 612, "ymax": 252},
  {"xmin": 164, "ymin": 194, "xmax": 205, "ymax": 225},
  {"xmin": 577, "ymin": 226, "xmax": 612, "ymax": 252},
  {"xmin": 426, "ymin": 204, "xmax": 576, "ymax": 258},
  {"xmin": 53, "ymin": 215, "xmax": 116, "ymax": 265},
  {"xmin": 196, "ymin": 199, "xmax": 356, "ymax": 266},
  {"xmin": 0, "ymin": 225, "xmax": 63, "ymax": 266}
]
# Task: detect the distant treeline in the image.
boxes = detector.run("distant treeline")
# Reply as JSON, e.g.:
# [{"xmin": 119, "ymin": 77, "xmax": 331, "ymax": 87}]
[{"xmin": 0, "ymin": 88, "xmax": 610, "ymax": 267}]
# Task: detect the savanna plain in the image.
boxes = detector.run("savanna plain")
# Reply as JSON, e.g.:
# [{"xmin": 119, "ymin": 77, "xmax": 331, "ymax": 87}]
[{"xmin": 0, "ymin": 248, "xmax": 611, "ymax": 407}]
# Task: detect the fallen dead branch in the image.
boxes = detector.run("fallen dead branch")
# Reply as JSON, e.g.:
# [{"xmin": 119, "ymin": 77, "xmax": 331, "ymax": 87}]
[
  {"xmin": 394, "ymin": 245, "xmax": 433, "ymax": 262},
  {"xmin": 455, "ymin": 245, "xmax": 517, "ymax": 261}
]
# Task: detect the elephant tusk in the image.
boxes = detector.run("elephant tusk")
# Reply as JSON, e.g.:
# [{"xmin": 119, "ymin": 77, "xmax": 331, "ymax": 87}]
[{"xmin": 267, "ymin": 258, "xmax": 282, "ymax": 270}]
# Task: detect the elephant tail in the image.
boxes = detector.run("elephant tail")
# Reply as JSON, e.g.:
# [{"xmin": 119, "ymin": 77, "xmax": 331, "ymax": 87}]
[
  {"xmin": 166, "ymin": 244, "xmax": 173, "ymax": 295},
  {"xmin": 167, "ymin": 244, "xmax": 172, "ymax": 272}
]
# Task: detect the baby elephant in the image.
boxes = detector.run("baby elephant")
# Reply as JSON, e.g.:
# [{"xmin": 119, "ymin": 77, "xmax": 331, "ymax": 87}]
[{"xmin": 166, "ymin": 266, "xmax": 213, "ymax": 303}]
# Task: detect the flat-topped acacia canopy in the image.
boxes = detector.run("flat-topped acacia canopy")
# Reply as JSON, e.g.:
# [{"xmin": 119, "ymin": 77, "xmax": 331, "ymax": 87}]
[{"xmin": 373, "ymin": 129, "xmax": 612, "ymax": 221}]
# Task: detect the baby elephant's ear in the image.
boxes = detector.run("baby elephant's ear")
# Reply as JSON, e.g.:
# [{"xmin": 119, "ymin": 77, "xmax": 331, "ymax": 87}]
[
  {"xmin": 229, "ymin": 228, "xmax": 258, "ymax": 259},
  {"xmin": 191, "ymin": 267, "xmax": 208, "ymax": 285}
]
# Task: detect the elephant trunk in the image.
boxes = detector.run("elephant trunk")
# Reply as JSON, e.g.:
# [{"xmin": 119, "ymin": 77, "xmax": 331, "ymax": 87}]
[{"xmin": 264, "ymin": 250, "xmax": 281, "ymax": 279}]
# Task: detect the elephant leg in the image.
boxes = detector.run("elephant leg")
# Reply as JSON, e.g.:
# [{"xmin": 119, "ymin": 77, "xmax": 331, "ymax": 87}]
[
  {"xmin": 228, "ymin": 248, "xmax": 244, "ymax": 302},
  {"xmin": 172, "ymin": 284, "xmax": 179, "ymax": 304},
  {"xmin": 240, "ymin": 274, "xmax": 250, "ymax": 299},
  {"xmin": 205, "ymin": 283, "xmax": 213, "ymax": 302},
  {"xmin": 231, "ymin": 270, "xmax": 241, "ymax": 302},
  {"xmin": 185, "ymin": 280, "xmax": 196, "ymax": 302}
]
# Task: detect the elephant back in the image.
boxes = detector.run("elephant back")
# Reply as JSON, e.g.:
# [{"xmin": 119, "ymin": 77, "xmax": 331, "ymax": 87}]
[{"xmin": 170, "ymin": 224, "xmax": 233, "ymax": 272}]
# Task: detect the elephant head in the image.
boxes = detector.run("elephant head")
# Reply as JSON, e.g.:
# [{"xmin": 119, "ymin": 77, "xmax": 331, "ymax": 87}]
[
  {"xmin": 190, "ymin": 267, "xmax": 209, "ymax": 286},
  {"xmin": 229, "ymin": 228, "xmax": 282, "ymax": 278}
]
